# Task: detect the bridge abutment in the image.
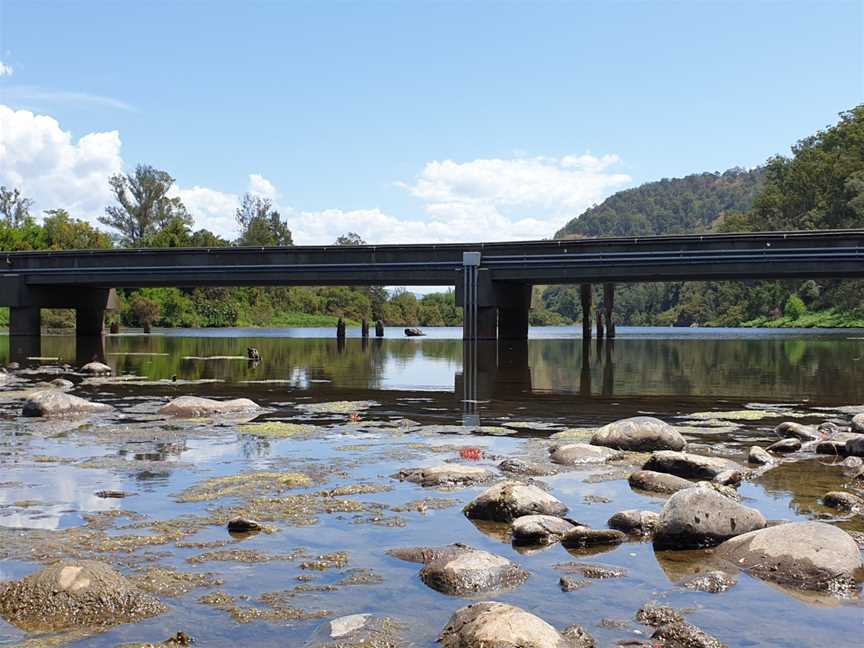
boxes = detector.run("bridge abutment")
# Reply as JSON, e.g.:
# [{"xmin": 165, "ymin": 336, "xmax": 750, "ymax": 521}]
[{"xmin": 456, "ymin": 269, "xmax": 532, "ymax": 341}]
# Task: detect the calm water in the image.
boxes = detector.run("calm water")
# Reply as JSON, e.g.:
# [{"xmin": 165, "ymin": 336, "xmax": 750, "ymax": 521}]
[{"xmin": 0, "ymin": 326, "xmax": 863, "ymax": 646}]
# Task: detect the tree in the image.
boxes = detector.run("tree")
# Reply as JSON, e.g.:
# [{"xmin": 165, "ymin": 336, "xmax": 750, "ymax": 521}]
[
  {"xmin": 784, "ymin": 294, "xmax": 807, "ymax": 320},
  {"xmin": 190, "ymin": 228, "xmax": 229, "ymax": 247},
  {"xmin": 235, "ymin": 193, "xmax": 292, "ymax": 246},
  {"xmin": 100, "ymin": 165, "xmax": 192, "ymax": 246},
  {"xmin": 129, "ymin": 292, "xmax": 161, "ymax": 327},
  {"xmin": 42, "ymin": 209, "xmax": 112, "ymax": 249},
  {"xmin": 0, "ymin": 186, "xmax": 33, "ymax": 226},
  {"xmin": 334, "ymin": 232, "xmax": 365, "ymax": 246}
]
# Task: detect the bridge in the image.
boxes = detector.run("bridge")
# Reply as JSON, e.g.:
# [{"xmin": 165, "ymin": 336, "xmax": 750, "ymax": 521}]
[{"xmin": 3, "ymin": 229, "xmax": 864, "ymax": 359}]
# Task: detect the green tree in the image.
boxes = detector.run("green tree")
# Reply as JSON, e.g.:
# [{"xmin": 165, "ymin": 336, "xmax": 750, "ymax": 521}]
[
  {"xmin": 128, "ymin": 293, "xmax": 161, "ymax": 327},
  {"xmin": 0, "ymin": 186, "xmax": 33, "ymax": 226},
  {"xmin": 235, "ymin": 193, "xmax": 292, "ymax": 246},
  {"xmin": 334, "ymin": 232, "xmax": 365, "ymax": 246},
  {"xmin": 100, "ymin": 165, "xmax": 192, "ymax": 246},
  {"xmin": 190, "ymin": 228, "xmax": 229, "ymax": 247},
  {"xmin": 784, "ymin": 294, "xmax": 807, "ymax": 320}
]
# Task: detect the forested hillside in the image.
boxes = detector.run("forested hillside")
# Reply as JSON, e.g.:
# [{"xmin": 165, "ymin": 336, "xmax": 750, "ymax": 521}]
[{"xmin": 537, "ymin": 105, "xmax": 864, "ymax": 328}]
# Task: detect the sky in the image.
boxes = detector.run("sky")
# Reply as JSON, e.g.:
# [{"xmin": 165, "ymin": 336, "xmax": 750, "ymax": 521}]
[{"xmin": 0, "ymin": 1, "xmax": 862, "ymax": 245}]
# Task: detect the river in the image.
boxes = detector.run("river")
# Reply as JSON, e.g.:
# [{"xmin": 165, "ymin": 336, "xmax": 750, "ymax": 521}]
[{"xmin": 0, "ymin": 326, "xmax": 862, "ymax": 646}]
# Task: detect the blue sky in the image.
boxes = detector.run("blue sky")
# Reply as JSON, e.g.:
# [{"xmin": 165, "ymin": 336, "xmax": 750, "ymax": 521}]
[{"xmin": 1, "ymin": 1, "xmax": 862, "ymax": 244}]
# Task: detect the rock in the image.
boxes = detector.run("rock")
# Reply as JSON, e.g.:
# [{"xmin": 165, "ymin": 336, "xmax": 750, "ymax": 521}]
[
  {"xmin": 695, "ymin": 481, "xmax": 741, "ymax": 502},
  {"xmin": 393, "ymin": 464, "xmax": 492, "ymax": 487},
  {"xmin": 158, "ymin": 396, "xmax": 261, "ymax": 417},
  {"xmin": 463, "ymin": 481, "xmax": 568, "ymax": 522},
  {"xmin": 227, "ymin": 517, "xmax": 262, "ymax": 533},
  {"xmin": 653, "ymin": 486, "xmax": 766, "ymax": 549},
  {"xmin": 498, "ymin": 458, "xmax": 557, "ymax": 476},
  {"xmin": 0, "ymin": 560, "xmax": 165, "ymax": 631},
  {"xmin": 561, "ymin": 624, "xmax": 596, "ymax": 647},
  {"xmin": 748, "ymin": 446, "xmax": 773, "ymax": 465},
  {"xmin": 590, "ymin": 416, "xmax": 686, "ymax": 452},
  {"xmin": 714, "ymin": 521, "xmax": 863, "ymax": 592},
  {"xmin": 607, "ymin": 509, "xmax": 658, "ymax": 536},
  {"xmin": 549, "ymin": 443, "xmax": 621, "ymax": 465},
  {"xmin": 22, "ymin": 389, "xmax": 113, "ymax": 417},
  {"xmin": 846, "ymin": 436, "xmax": 864, "ymax": 457},
  {"xmin": 820, "ymin": 421, "xmax": 847, "ymax": 436},
  {"xmin": 306, "ymin": 614, "xmax": 400, "ymax": 646},
  {"xmin": 628, "ymin": 470, "xmax": 694, "ymax": 495},
  {"xmin": 643, "ymin": 451, "xmax": 744, "ymax": 480},
  {"xmin": 766, "ymin": 438, "xmax": 801, "ymax": 453},
  {"xmin": 328, "ymin": 613, "xmax": 371, "ymax": 638},
  {"xmin": 419, "ymin": 547, "xmax": 528, "ymax": 595},
  {"xmin": 822, "ymin": 491, "xmax": 863, "ymax": 512},
  {"xmin": 851, "ymin": 412, "xmax": 864, "ymax": 433},
  {"xmin": 775, "ymin": 421, "xmax": 820, "ymax": 441},
  {"xmin": 816, "ymin": 432, "xmax": 859, "ymax": 455},
  {"xmin": 561, "ymin": 526, "xmax": 626, "ymax": 548},
  {"xmin": 438, "ymin": 601, "xmax": 575, "ymax": 648},
  {"xmin": 79, "ymin": 361, "xmax": 111, "ymax": 375},
  {"xmin": 652, "ymin": 622, "xmax": 727, "ymax": 648},
  {"xmin": 511, "ymin": 515, "xmax": 578, "ymax": 546},
  {"xmin": 841, "ymin": 456, "xmax": 863, "ymax": 468},
  {"xmin": 553, "ymin": 562, "xmax": 627, "ymax": 579},
  {"xmin": 386, "ymin": 544, "xmax": 469, "ymax": 564},
  {"xmin": 558, "ymin": 576, "xmax": 588, "ymax": 592},
  {"xmin": 6, "ymin": 362, "xmax": 19, "ymax": 370},
  {"xmin": 712, "ymin": 469, "xmax": 743, "ymax": 486},
  {"xmin": 636, "ymin": 603, "xmax": 684, "ymax": 627},
  {"xmin": 680, "ymin": 570, "xmax": 737, "ymax": 593},
  {"xmin": 95, "ymin": 490, "xmax": 132, "ymax": 499},
  {"xmin": 49, "ymin": 378, "xmax": 74, "ymax": 389}
]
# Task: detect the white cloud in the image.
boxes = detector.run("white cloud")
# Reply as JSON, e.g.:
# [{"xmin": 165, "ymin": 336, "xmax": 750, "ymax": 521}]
[
  {"xmin": 248, "ymin": 173, "xmax": 278, "ymax": 200},
  {"xmin": 0, "ymin": 105, "xmax": 123, "ymax": 219},
  {"xmin": 2, "ymin": 86, "xmax": 133, "ymax": 111},
  {"xmin": 0, "ymin": 61, "xmax": 13, "ymax": 77}
]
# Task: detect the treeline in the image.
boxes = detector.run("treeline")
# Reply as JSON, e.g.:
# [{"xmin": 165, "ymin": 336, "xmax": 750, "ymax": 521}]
[
  {"xmin": 539, "ymin": 105, "xmax": 864, "ymax": 328},
  {"xmin": 0, "ymin": 170, "xmax": 462, "ymax": 329}
]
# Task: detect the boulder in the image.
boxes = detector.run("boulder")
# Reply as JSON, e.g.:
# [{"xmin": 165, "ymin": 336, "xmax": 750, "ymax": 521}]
[
  {"xmin": 590, "ymin": 416, "xmax": 685, "ymax": 452},
  {"xmin": 766, "ymin": 438, "xmax": 801, "ymax": 454},
  {"xmin": 511, "ymin": 515, "xmax": 578, "ymax": 546},
  {"xmin": 227, "ymin": 517, "xmax": 262, "ymax": 533},
  {"xmin": 438, "ymin": 601, "xmax": 576, "ymax": 648},
  {"xmin": 561, "ymin": 526, "xmax": 626, "ymax": 548},
  {"xmin": 607, "ymin": 510, "xmax": 658, "ymax": 536},
  {"xmin": 643, "ymin": 451, "xmax": 744, "ymax": 480},
  {"xmin": 846, "ymin": 436, "xmax": 864, "ymax": 457},
  {"xmin": 0, "ymin": 560, "xmax": 165, "ymax": 631},
  {"xmin": 651, "ymin": 622, "xmax": 727, "ymax": 648},
  {"xmin": 851, "ymin": 412, "xmax": 864, "ymax": 433},
  {"xmin": 463, "ymin": 481, "xmax": 568, "ymax": 522},
  {"xmin": 550, "ymin": 443, "xmax": 621, "ymax": 466},
  {"xmin": 79, "ymin": 361, "xmax": 111, "ymax": 375},
  {"xmin": 714, "ymin": 521, "xmax": 863, "ymax": 592},
  {"xmin": 816, "ymin": 432, "xmax": 858, "ymax": 455},
  {"xmin": 712, "ymin": 469, "xmax": 743, "ymax": 486},
  {"xmin": 419, "ymin": 547, "xmax": 528, "ymax": 595},
  {"xmin": 748, "ymin": 446, "xmax": 773, "ymax": 465},
  {"xmin": 158, "ymin": 396, "xmax": 261, "ymax": 417},
  {"xmin": 775, "ymin": 421, "xmax": 820, "ymax": 441},
  {"xmin": 653, "ymin": 487, "xmax": 766, "ymax": 549},
  {"xmin": 822, "ymin": 491, "xmax": 863, "ymax": 512},
  {"xmin": 49, "ymin": 378, "xmax": 74, "ymax": 390},
  {"xmin": 306, "ymin": 614, "xmax": 401, "ymax": 646},
  {"xmin": 680, "ymin": 570, "xmax": 737, "ymax": 593},
  {"xmin": 22, "ymin": 389, "xmax": 113, "ymax": 417},
  {"xmin": 393, "ymin": 464, "xmax": 492, "ymax": 487},
  {"xmin": 628, "ymin": 470, "xmax": 693, "ymax": 495},
  {"xmin": 498, "ymin": 458, "xmax": 557, "ymax": 476}
]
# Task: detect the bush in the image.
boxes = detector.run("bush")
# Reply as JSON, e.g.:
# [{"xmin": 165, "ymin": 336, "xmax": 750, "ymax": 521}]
[{"xmin": 784, "ymin": 294, "xmax": 807, "ymax": 320}]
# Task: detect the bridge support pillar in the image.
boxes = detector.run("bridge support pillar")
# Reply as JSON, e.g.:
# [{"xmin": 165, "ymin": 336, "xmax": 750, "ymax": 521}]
[
  {"xmin": 580, "ymin": 284, "xmax": 592, "ymax": 340},
  {"xmin": 604, "ymin": 283, "xmax": 615, "ymax": 339},
  {"xmin": 9, "ymin": 307, "xmax": 41, "ymax": 363},
  {"xmin": 76, "ymin": 307, "xmax": 106, "ymax": 337},
  {"xmin": 456, "ymin": 269, "xmax": 532, "ymax": 341}
]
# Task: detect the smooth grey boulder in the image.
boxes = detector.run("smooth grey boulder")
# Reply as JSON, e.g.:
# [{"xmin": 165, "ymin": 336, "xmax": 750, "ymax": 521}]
[
  {"xmin": 464, "ymin": 481, "xmax": 568, "ymax": 522},
  {"xmin": 767, "ymin": 438, "xmax": 801, "ymax": 454},
  {"xmin": 438, "ymin": 601, "xmax": 577, "ymax": 648},
  {"xmin": 158, "ymin": 395, "xmax": 261, "ymax": 417},
  {"xmin": 49, "ymin": 378, "xmax": 74, "ymax": 390},
  {"xmin": 846, "ymin": 436, "xmax": 864, "ymax": 457},
  {"xmin": 0, "ymin": 560, "xmax": 164, "ymax": 631},
  {"xmin": 511, "ymin": 515, "xmax": 578, "ymax": 546},
  {"xmin": 822, "ymin": 491, "xmax": 864, "ymax": 512},
  {"xmin": 79, "ymin": 361, "xmax": 111, "ymax": 375},
  {"xmin": 643, "ymin": 451, "xmax": 744, "ymax": 480},
  {"xmin": 714, "ymin": 521, "xmax": 863, "ymax": 592},
  {"xmin": 628, "ymin": 470, "xmax": 693, "ymax": 495},
  {"xmin": 393, "ymin": 464, "xmax": 492, "ymax": 487},
  {"xmin": 851, "ymin": 412, "xmax": 864, "ymax": 433},
  {"xmin": 653, "ymin": 487, "xmax": 766, "ymax": 549},
  {"xmin": 550, "ymin": 443, "xmax": 621, "ymax": 466},
  {"xmin": 590, "ymin": 416, "xmax": 685, "ymax": 452},
  {"xmin": 561, "ymin": 526, "xmax": 626, "ymax": 548},
  {"xmin": 775, "ymin": 421, "xmax": 820, "ymax": 441},
  {"xmin": 419, "ymin": 546, "xmax": 529, "ymax": 596},
  {"xmin": 498, "ymin": 458, "xmax": 557, "ymax": 476},
  {"xmin": 748, "ymin": 446, "xmax": 774, "ymax": 465},
  {"xmin": 22, "ymin": 389, "xmax": 113, "ymax": 417},
  {"xmin": 607, "ymin": 509, "xmax": 659, "ymax": 536},
  {"xmin": 816, "ymin": 432, "xmax": 859, "ymax": 455},
  {"xmin": 712, "ymin": 469, "xmax": 743, "ymax": 486}
]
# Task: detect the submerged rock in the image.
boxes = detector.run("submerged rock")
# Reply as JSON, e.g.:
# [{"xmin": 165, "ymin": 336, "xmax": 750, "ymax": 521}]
[
  {"xmin": 652, "ymin": 621, "xmax": 728, "ymax": 648},
  {"xmin": 591, "ymin": 416, "xmax": 685, "ymax": 452},
  {"xmin": 653, "ymin": 487, "xmax": 766, "ymax": 549},
  {"xmin": 643, "ymin": 451, "xmax": 744, "ymax": 480},
  {"xmin": 607, "ymin": 509, "xmax": 659, "ymax": 536},
  {"xmin": 550, "ymin": 443, "xmax": 621, "ymax": 465},
  {"xmin": 227, "ymin": 517, "xmax": 263, "ymax": 533},
  {"xmin": 511, "ymin": 515, "xmax": 578, "ymax": 546},
  {"xmin": 498, "ymin": 458, "xmax": 557, "ymax": 476},
  {"xmin": 306, "ymin": 614, "xmax": 401, "ymax": 646},
  {"xmin": 628, "ymin": 470, "xmax": 694, "ymax": 495},
  {"xmin": 561, "ymin": 526, "xmax": 626, "ymax": 548},
  {"xmin": 636, "ymin": 603, "xmax": 684, "ymax": 627},
  {"xmin": 158, "ymin": 396, "xmax": 261, "ymax": 417},
  {"xmin": 438, "ymin": 601, "xmax": 577, "ymax": 648},
  {"xmin": 766, "ymin": 438, "xmax": 801, "ymax": 454},
  {"xmin": 22, "ymin": 389, "xmax": 113, "ymax": 417},
  {"xmin": 79, "ymin": 361, "xmax": 111, "ymax": 375},
  {"xmin": 748, "ymin": 446, "xmax": 773, "ymax": 465},
  {"xmin": 822, "ymin": 491, "xmax": 863, "ymax": 512},
  {"xmin": 393, "ymin": 464, "xmax": 492, "ymax": 487},
  {"xmin": 714, "ymin": 521, "xmax": 863, "ymax": 593},
  {"xmin": 0, "ymin": 560, "xmax": 165, "ymax": 631},
  {"xmin": 775, "ymin": 421, "xmax": 820, "ymax": 441},
  {"xmin": 463, "ymin": 481, "xmax": 568, "ymax": 522},
  {"xmin": 680, "ymin": 570, "xmax": 737, "ymax": 593},
  {"xmin": 419, "ymin": 546, "xmax": 529, "ymax": 595}
]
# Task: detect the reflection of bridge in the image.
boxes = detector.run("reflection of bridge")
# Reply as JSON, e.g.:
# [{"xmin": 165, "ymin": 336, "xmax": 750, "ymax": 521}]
[{"xmin": 4, "ymin": 230, "xmax": 864, "ymax": 358}]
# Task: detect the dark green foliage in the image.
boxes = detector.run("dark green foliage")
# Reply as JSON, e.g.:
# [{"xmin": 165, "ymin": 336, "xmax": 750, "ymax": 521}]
[{"xmin": 235, "ymin": 193, "xmax": 292, "ymax": 246}]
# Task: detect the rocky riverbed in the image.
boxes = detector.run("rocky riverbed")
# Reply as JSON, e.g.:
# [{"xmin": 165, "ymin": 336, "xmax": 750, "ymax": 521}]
[{"xmin": 0, "ymin": 359, "xmax": 863, "ymax": 647}]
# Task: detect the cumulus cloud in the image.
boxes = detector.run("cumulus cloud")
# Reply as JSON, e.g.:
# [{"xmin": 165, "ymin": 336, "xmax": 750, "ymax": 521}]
[{"xmin": 0, "ymin": 61, "xmax": 13, "ymax": 77}]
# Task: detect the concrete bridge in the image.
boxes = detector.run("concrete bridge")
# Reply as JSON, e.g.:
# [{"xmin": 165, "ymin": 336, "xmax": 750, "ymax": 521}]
[{"xmin": 3, "ymin": 229, "xmax": 864, "ymax": 358}]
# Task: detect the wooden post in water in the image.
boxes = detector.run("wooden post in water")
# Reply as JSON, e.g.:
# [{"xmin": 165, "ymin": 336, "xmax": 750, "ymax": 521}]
[
  {"xmin": 361, "ymin": 319, "xmax": 369, "ymax": 338},
  {"xmin": 375, "ymin": 320, "xmax": 384, "ymax": 337},
  {"xmin": 604, "ymin": 283, "xmax": 615, "ymax": 339},
  {"xmin": 336, "ymin": 318, "xmax": 346, "ymax": 339},
  {"xmin": 596, "ymin": 308, "xmax": 604, "ymax": 340},
  {"xmin": 580, "ymin": 284, "xmax": 592, "ymax": 341}
]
